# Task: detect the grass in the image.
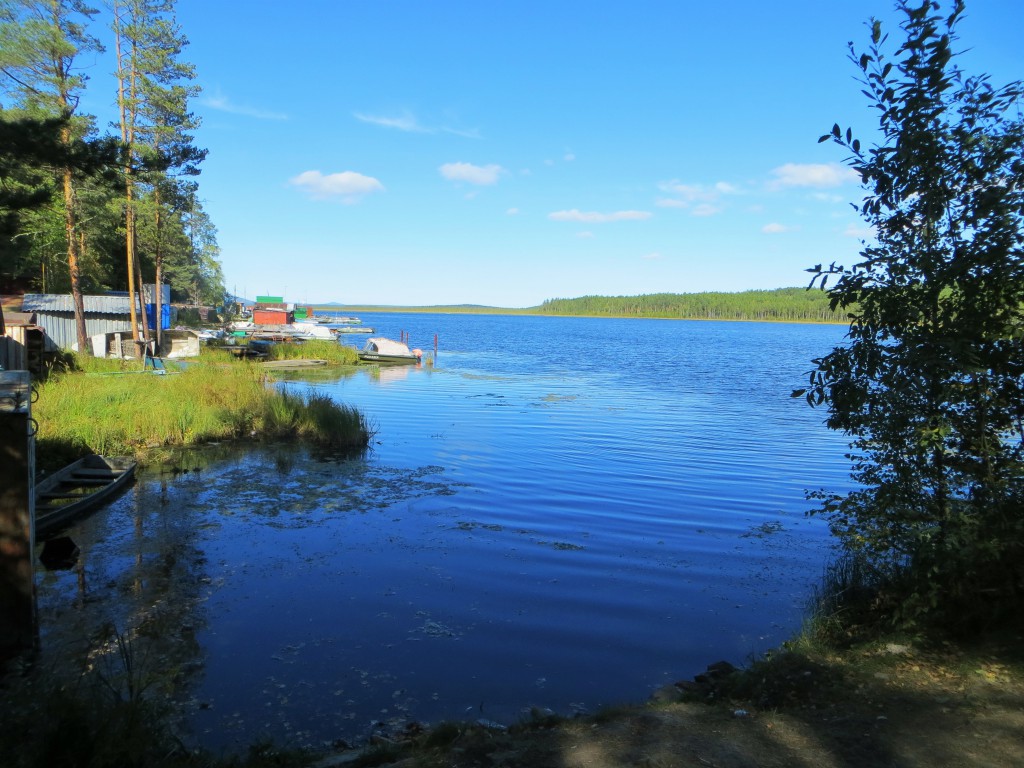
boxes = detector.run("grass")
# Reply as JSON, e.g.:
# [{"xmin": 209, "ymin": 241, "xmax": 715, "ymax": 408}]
[
  {"xmin": 0, "ymin": 634, "xmax": 315, "ymax": 768},
  {"xmin": 32, "ymin": 352, "xmax": 371, "ymax": 472},
  {"xmin": 788, "ymin": 552, "xmax": 887, "ymax": 651},
  {"xmin": 262, "ymin": 339, "xmax": 360, "ymax": 364}
]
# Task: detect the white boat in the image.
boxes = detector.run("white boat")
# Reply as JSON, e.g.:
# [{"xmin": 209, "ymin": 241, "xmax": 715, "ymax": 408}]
[
  {"xmin": 320, "ymin": 315, "xmax": 362, "ymax": 324},
  {"xmin": 290, "ymin": 322, "xmax": 336, "ymax": 340},
  {"xmin": 358, "ymin": 337, "xmax": 422, "ymax": 364}
]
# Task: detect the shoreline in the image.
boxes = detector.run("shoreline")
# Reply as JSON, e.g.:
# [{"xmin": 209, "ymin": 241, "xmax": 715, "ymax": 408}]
[{"xmin": 318, "ymin": 306, "xmax": 848, "ymax": 325}]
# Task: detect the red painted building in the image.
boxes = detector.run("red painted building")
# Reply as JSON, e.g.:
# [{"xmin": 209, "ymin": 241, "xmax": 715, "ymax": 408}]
[{"xmin": 252, "ymin": 307, "xmax": 293, "ymax": 325}]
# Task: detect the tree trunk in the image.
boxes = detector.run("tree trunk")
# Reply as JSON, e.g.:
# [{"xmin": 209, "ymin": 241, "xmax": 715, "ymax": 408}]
[
  {"xmin": 115, "ymin": 2, "xmax": 143, "ymax": 358},
  {"xmin": 62, "ymin": 163, "xmax": 88, "ymax": 353},
  {"xmin": 124, "ymin": 180, "xmax": 141, "ymax": 356},
  {"xmin": 154, "ymin": 186, "xmax": 163, "ymax": 350},
  {"xmin": 135, "ymin": 235, "xmax": 150, "ymax": 350}
]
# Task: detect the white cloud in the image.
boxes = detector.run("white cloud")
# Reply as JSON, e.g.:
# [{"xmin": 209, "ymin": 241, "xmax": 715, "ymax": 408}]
[
  {"xmin": 655, "ymin": 198, "xmax": 688, "ymax": 209},
  {"xmin": 356, "ymin": 111, "xmax": 480, "ymax": 138},
  {"xmin": 691, "ymin": 203, "xmax": 721, "ymax": 217},
  {"xmin": 548, "ymin": 209, "xmax": 652, "ymax": 223},
  {"xmin": 506, "ymin": 207, "xmax": 520, "ymax": 215},
  {"xmin": 202, "ymin": 93, "xmax": 287, "ymax": 120},
  {"xmin": 762, "ymin": 222, "xmax": 793, "ymax": 233},
  {"xmin": 354, "ymin": 111, "xmax": 425, "ymax": 132},
  {"xmin": 440, "ymin": 162, "xmax": 504, "ymax": 185},
  {"xmin": 658, "ymin": 180, "xmax": 717, "ymax": 203},
  {"xmin": 443, "ymin": 126, "xmax": 482, "ymax": 139},
  {"xmin": 576, "ymin": 231, "xmax": 594, "ymax": 238},
  {"xmin": 641, "ymin": 252, "xmax": 663, "ymax": 260},
  {"xmin": 657, "ymin": 180, "xmax": 737, "ymax": 214},
  {"xmin": 564, "ymin": 152, "xmax": 576, "ymax": 162},
  {"xmin": 288, "ymin": 170, "xmax": 384, "ymax": 203},
  {"xmin": 771, "ymin": 163, "xmax": 859, "ymax": 188}
]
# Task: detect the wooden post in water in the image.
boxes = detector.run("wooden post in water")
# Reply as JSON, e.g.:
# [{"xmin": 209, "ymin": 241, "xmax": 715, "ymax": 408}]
[
  {"xmin": 434, "ymin": 333, "xmax": 438, "ymax": 361},
  {"xmin": 0, "ymin": 371, "xmax": 36, "ymax": 662}
]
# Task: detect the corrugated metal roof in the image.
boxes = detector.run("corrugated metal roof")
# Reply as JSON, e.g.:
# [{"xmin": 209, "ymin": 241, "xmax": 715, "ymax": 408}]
[
  {"xmin": 27, "ymin": 314, "xmax": 132, "ymax": 350},
  {"xmin": 22, "ymin": 293, "xmax": 132, "ymax": 314}
]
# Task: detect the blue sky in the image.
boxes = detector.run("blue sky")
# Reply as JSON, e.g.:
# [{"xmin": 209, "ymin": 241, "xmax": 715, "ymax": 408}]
[{"xmin": 83, "ymin": 1, "xmax": 1024, "ymax": 306}]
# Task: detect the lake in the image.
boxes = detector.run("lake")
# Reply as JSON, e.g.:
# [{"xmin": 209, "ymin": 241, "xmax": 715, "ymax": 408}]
[{"xmin": 33, "ymin": 313, "xmax": 851, "ymax": 751}]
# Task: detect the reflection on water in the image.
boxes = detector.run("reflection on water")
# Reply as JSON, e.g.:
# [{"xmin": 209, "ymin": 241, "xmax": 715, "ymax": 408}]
[
  {"xmin": 369, "ymin": 364, "xmax": 417, "ymax": 384},
  {"xmin": 31, "ymin": 455, "xmax": 213, "ymax": 717},
  {"xmin": 31, "ymin": 316, "xmax": 852, "ymax": 752}
]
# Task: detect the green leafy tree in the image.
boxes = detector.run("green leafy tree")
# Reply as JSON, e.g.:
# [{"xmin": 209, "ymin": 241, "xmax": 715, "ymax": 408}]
[
  {"xmin": 0, "ymin": 111, "xmax": 121, "ymax": 292},
  {"xmin": 113, "ymin": 0, "xmax": 204, "ymax": 351},
  {"xmin": 171, "ymin": 183, "xmax": 221, "ymax": 305},
  {"xmin": 0, "ymin": 115, "xmax": 64, "ymax": 281},
  {"xmin": 0, "ymin": 0, "xmax": 103, "ymax": 350},
  {"xmin": 799, "ymin": 0, "xmax": 1024, "ymax": 630}
]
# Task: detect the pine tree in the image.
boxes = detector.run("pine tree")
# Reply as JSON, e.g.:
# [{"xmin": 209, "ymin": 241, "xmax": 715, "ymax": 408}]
[
  {"xmin": 0, "ymin": 0, "xmax": 103, "ymax": 351},
  {"xmin": 112, "ymin": 0, "xmax": 203, "ymax": 352}
]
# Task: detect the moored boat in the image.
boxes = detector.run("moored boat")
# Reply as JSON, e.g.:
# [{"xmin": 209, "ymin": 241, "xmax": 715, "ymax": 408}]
[
  {"xmin": 358, "ymin": 337, "xmax": 423, "ymax": 365},
  {"xmin": 34, "ymin": 455, "xmax": 137, "ymax": 539}
]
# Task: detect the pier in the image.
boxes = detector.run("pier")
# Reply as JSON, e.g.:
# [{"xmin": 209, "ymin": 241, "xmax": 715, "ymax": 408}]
[{"xmin": 0, "ymin": 371, "xmax": 36, "ymax": 661}]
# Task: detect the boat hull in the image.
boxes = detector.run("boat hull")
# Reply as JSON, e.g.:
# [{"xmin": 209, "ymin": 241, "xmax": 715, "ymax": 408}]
[
  {"xmin": 358, "ymin": 337, "xmax": 422, "ymax": 365},
  {"xmin": 358, "ymin": 352, "xmax": 420, "ymax": 364},
  {"xmin": 34, "ymin": 455, "xmax": 137, "ymax": 539}
]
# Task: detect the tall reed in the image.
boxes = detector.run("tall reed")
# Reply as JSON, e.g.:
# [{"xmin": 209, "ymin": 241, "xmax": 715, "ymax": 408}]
[
  {"xmin": 263, "ymin": 339, "xmax": 360, "ymax": 364},
  {"xmin": 33, "ymin": 354, "xmax": 370, "ymax": 466}
]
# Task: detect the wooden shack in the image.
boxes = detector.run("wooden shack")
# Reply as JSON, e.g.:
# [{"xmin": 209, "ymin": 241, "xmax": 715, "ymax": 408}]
[{"xmin": 252, "ymin": 307, "xmax": 293, "ymax": 325}]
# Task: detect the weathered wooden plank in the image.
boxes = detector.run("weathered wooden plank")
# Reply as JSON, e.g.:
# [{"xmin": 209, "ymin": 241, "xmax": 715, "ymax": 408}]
[
  {"xmin": 65, "ymin": 479, "xmax": 116, "ymax": 487},
  {"xmin": 69, "ymin": 469, "xmax": 126, "ymax": 479},
  {"xmin": 0, "ymin": 371, "xmax": 35, "ymax": 661}
]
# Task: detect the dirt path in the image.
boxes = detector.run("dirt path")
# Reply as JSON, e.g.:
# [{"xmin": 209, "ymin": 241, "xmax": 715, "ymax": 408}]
[{"xmin": 315, "ymin": 637, "xmax": 1024, "ymax": 768}]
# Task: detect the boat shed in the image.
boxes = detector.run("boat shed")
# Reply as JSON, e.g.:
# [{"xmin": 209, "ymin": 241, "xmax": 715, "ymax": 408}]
[
  {"xmin": 21, "ymin": 285, "xmax": 170, "ymax": 351},
  {"xmin": 21, "ymin": 293, "xmax": 133, "ymax": 351},
  {"xmin": 253, "ymin": 307, "xmax": 294, "ymax": 325}
]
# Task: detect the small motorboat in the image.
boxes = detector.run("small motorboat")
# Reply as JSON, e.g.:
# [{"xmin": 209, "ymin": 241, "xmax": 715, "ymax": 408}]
[
  {"xmin": 34, "ymin": 455, "xmax": 137, "ymax": 539},
  {"xmin": 358, "ymin": 337, "xmax": 423, "ymax": 365}
]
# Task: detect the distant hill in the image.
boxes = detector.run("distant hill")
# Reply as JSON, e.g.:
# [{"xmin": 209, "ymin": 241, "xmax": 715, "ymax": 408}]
[
  {"xmin": 534, "ymin": 288, "xmax": 848, "ymax": 323},
  {"xmin": 307, "ymin": 288, "xmax": 850, "ymax": 323}
]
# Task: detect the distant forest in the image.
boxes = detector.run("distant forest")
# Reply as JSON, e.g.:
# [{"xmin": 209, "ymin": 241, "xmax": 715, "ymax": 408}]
[{"xmin": 535, "ymin": 288, "xmax": 849, "ymax": 323}]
